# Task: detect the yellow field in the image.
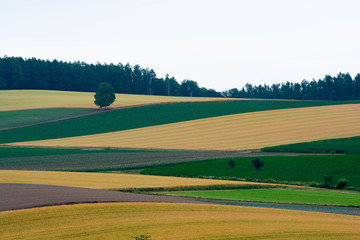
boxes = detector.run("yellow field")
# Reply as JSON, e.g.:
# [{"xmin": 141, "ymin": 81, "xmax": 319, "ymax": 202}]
[
  {"xmin": 1, "ymin": 203, "xmax": 359, "ymax": 240},
  {"xmin": 0, "ymin": 170, "xmax": 278, "ymax": 189},
  {"xmin": 9, "ymin": 103, "xmax": 360, "ymax": 151},
  {"xmin": 0, "ymin": 90, "xmax": 236, "ymax": 111}
]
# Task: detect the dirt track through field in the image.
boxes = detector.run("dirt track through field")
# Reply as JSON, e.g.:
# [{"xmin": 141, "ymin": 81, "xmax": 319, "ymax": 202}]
[{"xmin": 2, "ymin": 184, "xmax": 360, "ymax": 216}]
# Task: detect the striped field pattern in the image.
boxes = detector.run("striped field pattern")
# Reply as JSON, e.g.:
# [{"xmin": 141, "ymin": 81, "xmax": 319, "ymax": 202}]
[
  {"xmin": 0, "ymin": 90, "xmax": 236, "ymax": 111},
  {"xmin": 0, "ymin": 170, "xmax": 278, "ymax": 189},
  {"xmin": 8, "ymin": 104, "xmax": 360, "ymax": 151}
]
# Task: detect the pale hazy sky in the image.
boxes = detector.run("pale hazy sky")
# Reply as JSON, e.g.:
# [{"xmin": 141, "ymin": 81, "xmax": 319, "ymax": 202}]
[{"xmin": 1, "ymin": 0, "xmax": 359, "ymax": 91}]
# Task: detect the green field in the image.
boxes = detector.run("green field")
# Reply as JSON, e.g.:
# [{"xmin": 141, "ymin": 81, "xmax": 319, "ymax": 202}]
[
  {"xmin": 0, "ymin": 108, "xmax": 94, "ymax": 129},
  {"xmin": 164, "ymin": 189, "xmax": 360, "ymax": 206},
  {"xmin": 1, "ymin": 100, "xmax": 357, "ymax": 144},
  {"xmin": 262, "ymin": 136, "xmax": 360, "ymax": 154},
  {"xmin": 141, "ymin": 155, "xmax": 360, "ymax": 189}
]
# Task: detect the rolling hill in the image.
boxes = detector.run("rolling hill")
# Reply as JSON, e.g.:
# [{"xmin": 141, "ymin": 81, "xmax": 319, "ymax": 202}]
[{"xmin": 8, "ymin": 104, "xmax": 360, "ymax": 151}]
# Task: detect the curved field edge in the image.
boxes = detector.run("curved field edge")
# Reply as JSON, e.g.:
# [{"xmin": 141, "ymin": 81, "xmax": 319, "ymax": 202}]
[
  {"xmin": 262, "ymin": 136, "xmax": 360, "ymax": 154},
  {"xmin": 1, "ymin": 203, "xmax": 360, "ymax": 240},
  {"xmin": 141, "ymin": 155, "xmax": 360, "ymax": 190},
  {"xmin": 0, "ymin": 147, "xmax": 277, "ymax": 171},
  {"xmin": 161, "ymin": 189, "xmax": 360, "ymax": 207},
  {"xmin": 1, "ymin": 99, "xmax": 353, "ymax": 144},
  {"xmin": 0, "ymin": 108, "xmax": 95, "ymax": 129},
  {"xmin": 0, "ymin": 183, "xmax": 203, "ymax": 212},
  {"xmin": 0, "ymin": 146, "xmax": 153, "ymax": 159},
  {"xmin": 0, "ymin": 170, "xmax": 283, "ymax": 190},
  {"xmin": 0, "ymin": 89, "xmax": 237, "ymax": 111},
  {"xmin": 10, "ymin": 104, "xmax": 360, "ymax": 151}
]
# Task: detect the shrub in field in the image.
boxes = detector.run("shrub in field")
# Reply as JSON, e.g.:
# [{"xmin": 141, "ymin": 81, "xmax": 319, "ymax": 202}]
[
  {"xmin": 132, "ymin": 234, "xmax": 152, "ymax": 240},
  {"xmin": 323, "ymin": 175, "xmax": 333, "ymax": 188},
  {"xmin": 252, "ymin": 158, "xmax": 264, "ymax": 179},
  {"xmin": 228, "ymin": 160, "xmax": 235, "ymax": 168},
  {"xmin": 337, "ymin": 179, "xmax": 348, "ymax": 189}
]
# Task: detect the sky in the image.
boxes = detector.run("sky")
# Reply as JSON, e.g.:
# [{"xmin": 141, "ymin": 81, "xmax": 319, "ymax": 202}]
[{"xmin": 1, "ymin": 0, "xmax": 359, "ymax": 91}]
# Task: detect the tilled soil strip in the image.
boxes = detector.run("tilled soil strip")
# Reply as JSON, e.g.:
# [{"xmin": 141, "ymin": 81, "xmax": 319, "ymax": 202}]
[
  {"xmin": 1, "ymin": 183, "xmax": 359, "ymax": 216},
  {"xmin": 0, "ymin": 183, "xmax": 201, "ymax": 211}
]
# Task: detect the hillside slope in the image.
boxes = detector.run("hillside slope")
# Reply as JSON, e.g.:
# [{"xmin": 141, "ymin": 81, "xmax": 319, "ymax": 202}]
[
  {"xmin": 1, "ymin": 99, "xmax": 351, "ymax": 144},
  {"xmin": 7, "ymin": 104, "xmax": 360, "ymax": 151}
]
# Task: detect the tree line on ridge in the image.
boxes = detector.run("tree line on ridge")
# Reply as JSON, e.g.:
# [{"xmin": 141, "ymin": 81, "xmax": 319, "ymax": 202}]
[{"xmin": 0, "ymin": 56, "xmax": 359, "ymax": 100}]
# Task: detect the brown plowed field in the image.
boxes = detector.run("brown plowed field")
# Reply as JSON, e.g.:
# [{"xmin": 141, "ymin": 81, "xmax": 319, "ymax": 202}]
[
  {"xmin": 0, "ymin": 183, "xmax": 201, "ymax": 211},
  {"xmin": 2, "ymin": 184, "xmax": 360, "ymax": 216}
]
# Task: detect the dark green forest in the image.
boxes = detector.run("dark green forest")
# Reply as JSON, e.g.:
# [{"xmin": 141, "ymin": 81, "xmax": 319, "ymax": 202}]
[{"xmin": 0, "ymin": 56, "xmax": 359, "ymax": 100}]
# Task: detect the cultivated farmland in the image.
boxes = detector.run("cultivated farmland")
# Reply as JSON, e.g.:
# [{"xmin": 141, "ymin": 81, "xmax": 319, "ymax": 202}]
[
  {"xmin": 0, "ymin": 90, "xmax": 234, "ymax": 111},
  {"xmin": 9, "ymin": 104, "xmax": 360, "ymax": 151},
  {"xmin": 141, "ymin": 155, "xmax": 360, "ymax": 189},
  {"xmin": 0, "ymin": 108, "xmax": 95, "ymax": 129},
  {"xmin": 0, "ymin": 170, "xmax": 277, "ymax": 190},
  {"xmin": 1, "ymin": 203, "xmax": 360, "ymax": 240},
  {"xmin": 262, "ymin": 136, "xmax": 360, "ymax": 154},
  {"xmin": 1, "ymin": 97, "xmax": 352, "ymax": 144},
  {"xmin": 0, "ymin": 147, "xmax": 286, "ymax": 171}
]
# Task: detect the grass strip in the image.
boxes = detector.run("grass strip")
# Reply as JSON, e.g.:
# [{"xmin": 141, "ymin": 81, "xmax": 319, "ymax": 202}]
[{"xmin": 163, "ymin": 189, "xmax": 360, "ymax": 207}]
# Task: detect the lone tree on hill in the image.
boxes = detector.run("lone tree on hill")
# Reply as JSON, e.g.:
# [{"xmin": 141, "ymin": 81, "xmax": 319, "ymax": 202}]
[
  {"xmin": 252, "ymin": 158, "xmax": 264, "ymax": 180},
  {"xmin": 94, "ymin": 82, "xmax": 116, "ymax": 109},
  {"xmin": 228, "ymin": 160, "xmax": 235, "ymax": 168}
]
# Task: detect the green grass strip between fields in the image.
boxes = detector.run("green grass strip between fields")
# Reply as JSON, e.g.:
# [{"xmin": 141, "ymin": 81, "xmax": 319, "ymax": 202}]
[{"xmin": 164, "ymin": 189, "xmax": 360, "ymax": 206}]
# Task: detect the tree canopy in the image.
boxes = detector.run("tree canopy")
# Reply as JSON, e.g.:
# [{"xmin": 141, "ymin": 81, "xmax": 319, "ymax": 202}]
[
  {"xmin": 94, "ymin": 82, "xmax": 116, "ymax": 109},
  {"xmin": 1, "ymin": 56, "xmax": 359, "ymax": 101}
]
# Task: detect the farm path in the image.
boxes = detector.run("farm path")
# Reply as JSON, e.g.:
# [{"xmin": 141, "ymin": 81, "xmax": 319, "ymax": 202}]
[{"xmin": 2, "ymin": 183, "xmax": 359, "ymax": 216}]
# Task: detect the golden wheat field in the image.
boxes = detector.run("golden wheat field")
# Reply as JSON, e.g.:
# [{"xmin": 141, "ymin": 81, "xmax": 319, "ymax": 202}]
[
  {"xmin": 1, "ymin": 203, "xmax": 360, "ymax": 240},
  {"xmin": 0, "ymin": 170, "xmax": 278, "ymax": 189},
  {"xmin": 0, "ymin": 90, "xmax": 235, "ymax": 111},
  {"xmin": 9, "ymin": 104, "xmax": 360, "ymax": 151}
]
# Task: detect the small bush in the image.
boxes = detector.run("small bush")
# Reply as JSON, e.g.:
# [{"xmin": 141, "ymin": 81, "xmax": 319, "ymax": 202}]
[
  {"xmin": 336, "ymin": 179, "xmax": 348, "ymax": 189},
  {"xmin": 308, "ymin": 181, "xmax": 320, "ymax": 187},
  {"xmin": 323, "ymin": 175, "xmax": 333, "ymax": 188},
  {"xmin": 132, "ymin": 234, "xmax": 152, "ymax": 240},
  {"xmin": 228, "ymin": 160, "xmax": 235, "ymax": 168}
]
